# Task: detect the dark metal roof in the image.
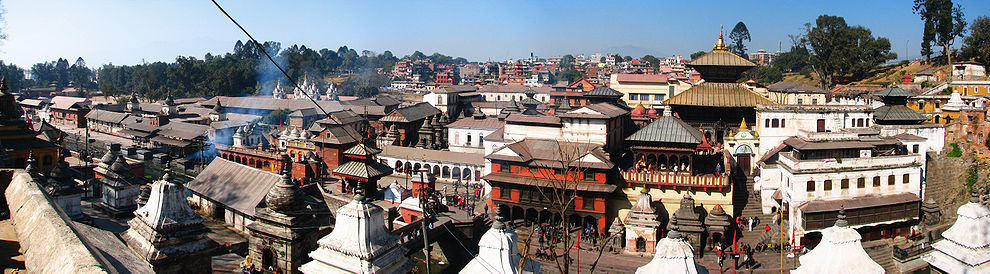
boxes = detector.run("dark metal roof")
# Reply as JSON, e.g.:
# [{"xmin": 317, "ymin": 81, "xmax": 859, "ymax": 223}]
[
  {"xmin": 482, "ymin": 173, "xmax": 617, "ymax": 193},
  {"xmin": 782, "ymin": 137, "xmax": 875, "ymax": 150},
  {"xmin": 85, "ymin": 110, "xmax": 130, "ymax": 124},
  {"xmin": 559, "ymin": 103, "xmax": 628, "ymax": 119},
  {"xmin": 486, "ymin": 138, "xmax": 613, "ymax": 169},
  {"xmin": 799, "ymin": 193, "xmax": 920, "ymax": 213},
  {"xmin": 874, "ymin": 86, "xmax": 916, "ymax": 98},
  {"xmin": 664, "ymin": 82, "xmax": 773, "ymax": 107},
  {"xmin": 186, "ymin": 158, "xmax": 281, "ymax": 217},
  {"xmin": 331, "ymin": 160, "xmax": 393, "ymax": 179},
  {"xmin": 343, "ymin": 144, "xmax": 381, "ymax": 156},
  {"xmin": 874, "ymin": 105, "xmax": 929, "ymax": 123},
  {"xmin": 379, "ymin": 102, "xmax": 440, "ymax": 123},
  {"xmin": 380, "ymin": 145, "xmax": 486, "ymax": 165},
  {"xmin": 583, "ymin": 86, "xmax": 623, "ymax": 97},
  {"xmin": 625, "ymin": 116, "xmax": 704, "ymax": 144}
]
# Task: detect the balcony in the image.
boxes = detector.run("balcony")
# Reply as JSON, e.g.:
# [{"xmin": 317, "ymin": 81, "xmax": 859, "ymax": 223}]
[
  {"xmin": 621, "ymin": 170, "xmax": 728, "ymax": 190},
  {"xmin": 778, "ymin": 152, "xmax": 919, "ymax": 173}
]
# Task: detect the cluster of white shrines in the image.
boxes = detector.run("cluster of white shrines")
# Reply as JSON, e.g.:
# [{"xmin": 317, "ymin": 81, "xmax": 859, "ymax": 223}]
[{"xmin": 122, "ymin": 162, "xmax": 989, "ymax": 273}]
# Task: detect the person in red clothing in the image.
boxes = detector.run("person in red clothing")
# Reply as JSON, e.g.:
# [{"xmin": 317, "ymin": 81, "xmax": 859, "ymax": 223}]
[{"xmin": 764, "ymin": 224, "xmax": 771, "ymax": 233}]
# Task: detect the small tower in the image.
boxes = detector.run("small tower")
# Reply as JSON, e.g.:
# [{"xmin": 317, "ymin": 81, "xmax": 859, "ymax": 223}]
[
  {"xmin": 703, "ymin": 204, "xmax": 732, "ymax": 247},
  {"xmin": 330, "ymin": 143, "xmax": 393, "ymax": 195},
  {"xmin": 625, "ymin": 188, "xmax": 660, "ymax": 253},
  {"xmin": 210, "ymin": 100, "xmax": 225, "ymax": 122},
  {"xmin": 607, "ymin": 218, "xmax": 625, "ymax": 253},
  {"xmin": 459, "ymin": 211, "xmax": 540, "ymax": 273},
  {"xmin": 672, "ymin": 193, "xmax": 705, "ymax": 253},
  {"xmin": 97, "ymin": 153, "xmax": 143, "ymax": 217},
  {"xmin": 272, "ymin": 81, "xmax": 286, "ymax": 99},
  {"xmin": 793, "ymin": 206, "xmax": 884, "ymax": 274},
  {"xmin": 247, "ymin": 168, "xmax": 318, "ymax": 273},
  {"xmin": 416, "ymin": 115, "xmax": 435, "ymax": 149},
  {"xmin": 635, "ymin": 219, "xmax": 708, "ymax": 274},
  {"xmin": 233, "ymin": 126, "xmax": 247, "ymax": 147},
  {"xmin": 924, "ymin": 190, "xmax": 990, "ymax": 273},
  {"xmin": 122, "ymin": 169, "xmax": 219, "ymax": 273},
  {"xmin": 127, "ymin": 91, "xmax": 140, "ymax": 113},
  {"xmin": 161, "ymin": 92, "xmax": 177, "ymax": 116},
  {"xmin": 44, "ymin": 156, "xmax": 85, "ymax": 220}
]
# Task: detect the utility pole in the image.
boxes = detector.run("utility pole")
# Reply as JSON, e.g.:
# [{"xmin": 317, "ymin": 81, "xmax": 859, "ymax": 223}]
[{"xmin": 418, "ymin": 170, "xmax": 432, "ymax": 274}]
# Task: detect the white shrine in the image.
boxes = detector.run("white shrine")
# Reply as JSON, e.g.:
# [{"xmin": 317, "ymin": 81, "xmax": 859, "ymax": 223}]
[
  {"xmin": 923, "ymin": 190, "xmax": 990, "ymax": 273},
  {"xmin": 791, "ymin": 207, "xmax": 884, "ymax": 274},
  {"xmin": 459, "ymin": 213, "xmax": 540, "ymax": 274},
  {"xmin": 299, "ymin": 193, "xmax": 414, "ymax": 273},
  {"xmin": 635, "ymin": 218, "xmax": 708, "ymax": 274}
]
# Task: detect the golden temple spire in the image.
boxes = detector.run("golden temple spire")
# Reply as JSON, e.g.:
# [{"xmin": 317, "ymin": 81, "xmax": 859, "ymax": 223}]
[
  {"xmin": 714, "ymin": 25, "xmax": 728, "ymax": 51},
  {"xmin": 739, "ymin": 117, "xmax": 748, "ymax": 130}
]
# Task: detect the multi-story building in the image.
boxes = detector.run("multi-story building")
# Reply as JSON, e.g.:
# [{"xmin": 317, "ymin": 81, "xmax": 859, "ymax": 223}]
[
  {"xmin": 610, "ymin": 73, "xmax": 691, "ymax": 109},
  {"xmin": 756, "ymin": 104, "xmax": 874, "ymax": 158},
  {"xmin": 747, "ymin": 49, "xmax": 778, "ymax": 66},
  {"xmin": 765, "ymin": 82, "xmax": 828, "ymax": 105},
  {"xmin": 46, "ymin": 96, "xmax": 91, "ymax": 128}
]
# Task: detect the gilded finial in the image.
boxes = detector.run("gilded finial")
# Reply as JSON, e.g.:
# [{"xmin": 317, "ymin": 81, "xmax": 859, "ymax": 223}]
[
  {"xmin": 739, "ymin": 117, "xmax": 748, "ymax": 130},
  {"xmin": 714, "ymin": 26, "xmax": 728, "ymax": 51}
]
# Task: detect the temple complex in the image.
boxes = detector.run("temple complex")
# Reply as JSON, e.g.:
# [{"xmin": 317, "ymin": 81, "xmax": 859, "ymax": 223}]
[
  {"xmin": 122, "ymin": 169, "xmax": 218, "ymax": 272},
  {"xmin": 95, "ymin": 146, "xmax": 145, "ymax": 217},
  {"xmin": 330, "ymin": 143, "xmax": 393, "ymax": 195},
  {"xmin": 923, "ymin": 191, "xmax": 990, "ymax": 273},
  {"xmin": 791, "ymin": 207, "xmax": 884, "ymax": 274}
]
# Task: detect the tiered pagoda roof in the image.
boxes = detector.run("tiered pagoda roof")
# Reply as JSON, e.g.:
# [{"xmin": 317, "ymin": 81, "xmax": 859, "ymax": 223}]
[
  {"xmin": 663, "ymin": 30, "xmax": 773, "ymax": 109},
  {"xmin": 873, "ymin": 86, "xmax": 928, "ymax": 125}
]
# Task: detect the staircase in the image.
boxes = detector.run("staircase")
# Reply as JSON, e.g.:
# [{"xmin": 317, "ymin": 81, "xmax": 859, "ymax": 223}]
[{"xmin": 864, "ymin": 240, "xmax": 896, "ymax": 273}]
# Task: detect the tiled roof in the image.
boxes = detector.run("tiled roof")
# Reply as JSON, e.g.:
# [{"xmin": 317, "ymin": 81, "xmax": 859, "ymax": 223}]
[
  {"xmin": 18, "ymin": 99, "xmax": 46, "ymax": 107},
  {"xmin": 616, "ymin": 73, "xmax": 669, "ymax": 83},
  {"xmin": 583, "ymin": 86, "xmax": 623, "ymax": 97},
  {"xmin": 688, "ymin": 50, "xmax": 756, "ymax": 67},
  {"xmin": 486, "ymin": 138, "xmax": 613, "ymax": 169},
  {"xmin": 379, "ymin": 102, "xmax": 440, "ymax": 123},
  {"xmin": 120, "ymin": 116, "xmax": 159, "ymax": 132},
  {"xmin": 310, "ymin": 125, "xmax": 360, "ymax": 145},
  {"xmin": 85, "ymin": 110, "xmax": 130, "ymax": 124},
  {"xmin": 767, "ymin": 82, "xmax": 827, "ymax": 93},
  {"xmin": 159, "ymin": 121, "xmax": 209, "ymax": 140},
  {"xmin": 331, "ymin": 160, "xmax": 393, "ymax": 179},
  {"xmin": 874, "ymin": 86, "xmax": 916, "ymax": 98},
  {"xmin": 783, "ymin": 137, "xmax": 876, "ymax": 150},
  {"xmin": 559, "ymin": 103, "xmax": 628, "ymax": 119},
  {"xmin": 799, "ymin": 193, "xmax": 920, "ymax": 213},
  {"xmin": 343, "ymin": 144, "xmax": 382, "ymax": 156},
  {"xmin": 483, "ymin": 127, "xmax": 505, "ymax": 142},
  {"xmin": 186, "ymin": 158, "xmax": 281, "ymax": 217},
  {"xmin": 663, "ymin": 82, "xmax": 774, "ymax": 107},
  {"xmin": 380, "ymin": 145, "xmax": 485, "ymax": 165},
  {"xmin": 446, "ymin": 116, "xmax": 505, "ymax": 130},
  {"xmin": 49, "ymin": 96, "xmax": 89, "ymax": 110},
  {"xmin": 483, "ymin": 173, "xmax": 617, "ymax": 193},
  {"xmin": 874, "ymin": 105, "xmax": 929, "ymax": 123},
  {"xmin": 626, "ymin": 116, "xmax": 704, "ymax": 144},
  {"xmin": 504, "ymin": 114, "xmax": 562, "ymax": 126}
]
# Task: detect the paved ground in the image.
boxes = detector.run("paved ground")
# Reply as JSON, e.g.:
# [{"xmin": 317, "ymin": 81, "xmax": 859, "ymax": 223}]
[
  {"xmin": 0, "ymin": 219, "xmax": 24, "ymax": 274},
  {"xmin": 54, "ymin": 123, "xmax": 136, "ymax": 148}
]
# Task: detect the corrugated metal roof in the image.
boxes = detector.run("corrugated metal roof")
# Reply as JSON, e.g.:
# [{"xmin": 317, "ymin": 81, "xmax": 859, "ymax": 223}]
[
  {"xmin": 331, "ymin": 160, "xmax": 393, "ymax": 179},
  {"xmin": 874, "ymin": 105, "xmax": 928, "ymax": 122},
  {"xmin": 446, "ymin": 116, "xmax": 505, "ymax": 130},
  {"xmin": 486, "ymin": 138, "xmax": 613, "ymax": 169},
  {"xmin": 688, "ymin": 50, "xmax": 756, "ymax": 67},
  {"xmin": 186, "ymin": 158, "xmax": 281, "ymax": 217},
  {"xmin": 625, "ymin": 116, "xmax": 704, "ymax": 144},
  {"xmin": 799, "ymin": 193, "xmax": 920, "ymax": 213},
  {"xmin": 482, "ymin": 173, "xmax": 617, "ymax": 193},
  {"xmin": 85, "ymin": 110, "xmax": 130, "ymax": 124},
  {"xmin": 201, "ymin": 96, "xmax": 348, "ymax": 112},
  {"xmin": 379, "ymin": 102, "xmax": 440, "ymax": 123},
  {"xmin": 49, "ymin": 96, "xmax": 89, "ymax": 110},
  {"xmin": 663, "ymin": 82, "xmax": 774, "ymax": 107},
  {"xmin": 380, "ymin": 145, "xmax": 486, "ymax": 165},
  {"xmin": 583, "ymin": 86, "xmax": 623, "ymax": 97},
  {"xmin": 783, "ymin": 138, "xmax": 875, "ymax": 150},
  {"xmin": 874, "ymin": 86, "xmax": 916, "ymax": 98},
  {"xmin": 343, "ymin": 144, "xmax": 381, "ymax": 156}
]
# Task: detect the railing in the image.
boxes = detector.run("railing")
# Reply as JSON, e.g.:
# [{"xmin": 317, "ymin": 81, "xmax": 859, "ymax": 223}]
[
  {"xmin": 621, "ymin": 171, "xmax": 728, "ymax": 189},
  {"xmin": 778, "ymin": 152, "xmax": 919, "ymax": 172},
  {"xmin": 216, "ymin": 144, "xmax": 279, "ymax": 159},
  {"xmin": 892, "ymin": 244, "xmax": 932, "ymax": 261}
]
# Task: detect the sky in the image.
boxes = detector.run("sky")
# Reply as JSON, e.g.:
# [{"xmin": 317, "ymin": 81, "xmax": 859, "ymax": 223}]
[{"xmin": 1, "ymin": 0, "xmax": 988, "ymax": 68}]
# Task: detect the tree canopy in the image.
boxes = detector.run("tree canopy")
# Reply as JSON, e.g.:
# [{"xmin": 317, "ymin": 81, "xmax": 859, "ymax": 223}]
[
  {"xmin": 801, "ymin": 15, "xmax": 897, "ymax": 88},
  {"xmin": 690, "ymin": 51, "xmax": 707, "ymax": 60},
  {"xmin": 961, "ymin": 16, "xmax": 990, "ymax": 67},
  {"xmin": 914, "ymin": 0, "xmax": 967, "ymax": 62},
  {"xmin": 729, "ymin": 21, "xmax": 752, "ymax": 57}
]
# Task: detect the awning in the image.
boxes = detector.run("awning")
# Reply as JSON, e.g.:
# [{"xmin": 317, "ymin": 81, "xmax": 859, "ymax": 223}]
[{"xmin": 798, "ymin": 193, "xmax": 921, "ymax": 213}]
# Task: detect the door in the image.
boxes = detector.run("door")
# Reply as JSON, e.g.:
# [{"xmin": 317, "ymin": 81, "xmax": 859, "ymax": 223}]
[
  {"xmin": 816, "ymin": 119, "xmax": 826, "ymax": 132},
  {"xmin": 737, "ymin": 154, "xmax": 751, "ymax": 176}
]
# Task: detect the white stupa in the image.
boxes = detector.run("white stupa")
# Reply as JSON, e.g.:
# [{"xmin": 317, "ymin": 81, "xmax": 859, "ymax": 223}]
[
  {"xmin": 459, "ymin": 213, "xmax": 540, "ymax": 274},
  {"xmin": 942, "ymin": 89, "xmax": 968, "ymax": 112},
  {"xmin": 923, "ymin": 190, "xmax": 990, "ymax": 273},
  {"xmin": 273, "ymin": 81, "xmax": 286, "ymax": 99},
  {"xmin": 635, "ymin": 218, "xmax": 708, "ymax": 274},
  {"xmin": 299, "ymin": 193, "xmax": 413, "ymax": 273},
  {"xmin": 791, "ymin": 206, "xmax": 883, "ymax": 274}
]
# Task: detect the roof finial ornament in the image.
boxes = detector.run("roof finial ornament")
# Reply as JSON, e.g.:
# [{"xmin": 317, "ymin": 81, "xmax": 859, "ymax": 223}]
[
  {"xmin": 835, "ymin": 205, "xmax": 849, "ymax": 227},
  {"xmin": 714, "ymin": 25, "xmax": 729, "ymax": 51},
  {"xmin": 739, "ymin": 117, "xmax": 748, "ymax": 130},
  {"xmin": 971, "ymin": 186, "xmax": 981, "ymax": 204}
]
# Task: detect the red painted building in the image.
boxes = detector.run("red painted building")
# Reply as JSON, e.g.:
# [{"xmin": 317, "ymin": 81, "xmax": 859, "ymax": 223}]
[
  {"xmin": 47, "ymin": 96, "xmax": 91, "ymax": 128},
  {"xmin": 483, "ymin": 138, "xmax": 616, "ymax": 231}
]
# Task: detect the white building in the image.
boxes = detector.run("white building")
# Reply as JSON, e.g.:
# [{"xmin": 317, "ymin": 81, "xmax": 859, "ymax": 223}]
[
  {"xmin": 923, "ymin": 191, "xmax": 990, "ymax": 273},
  {"xmin": 756, "ymin": 104, "xmax": 874, "ymax": 158},
  {"xmin": 758, "ymin": 134, "xmax": 924, "ymax": 245},
  {"xmin": 446, "ymin": 111, "xmax": 505, "ymax": 154},
  {"xmin": 609, "ymin": 73, "xmax": 691, "ymax": 109},
  {"xmin": 477, "ymin": 85, "xmax": 552, "ymax": 103}
]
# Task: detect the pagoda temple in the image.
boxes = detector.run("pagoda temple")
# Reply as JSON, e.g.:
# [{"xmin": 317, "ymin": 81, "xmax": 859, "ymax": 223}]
[
  {"xmin": 663, "ymin": 30, "xmax": 774, "ymax": 143},
  {"xmin": 122, "ymin": 169, "xmax": 218, "ymax": 272},
  {"xmin": 41, "ymin": 155, "xmax": 86, "ymax": 220},
  {"xmin": 0, "ymin": 77, "xmax": 58, "ymax": 172},
  {"xmin": 672, "ymin": 194, "xmax": 706, "ymax": 253},
  {"xmin": 299, "ymin": 193, "xmax": 414, "ymax": 273},
  {"xmin": 635, "ymin": 219, "xmax": 708, "ymax": 274},
  {"xmin": 96, "ymin": 151, "xmax": 144, "ymax": 217},
  {"xmin": 459, "ymin": 212, "xmax": 540, "ymax": 274},
  {"xmin": 923, "ymin": 190, "xmax": 990, "ymax": 273},
  {"xmin": 331, "ymin": 143, "xmax": 393, "ymax": 195},
  {"xmin": 703, "ymin": 204, "xmax": 732, "ymax": 247},
  {"xmin": 873, "ymin": 86, "xmax": 930, "ymax": 125},
  {"xmin": 792, "ymin": 207, "xmax": 884, "ymax": 274}
]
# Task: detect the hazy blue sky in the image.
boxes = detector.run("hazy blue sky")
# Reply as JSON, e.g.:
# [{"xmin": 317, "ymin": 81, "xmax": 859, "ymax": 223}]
[{"xmin": 1, "ymin": 0, "xmax": 988, "ymax": 68}]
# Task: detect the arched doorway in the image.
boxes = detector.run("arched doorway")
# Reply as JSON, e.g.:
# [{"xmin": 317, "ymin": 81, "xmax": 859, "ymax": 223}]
[
  {"xmin": 433, "ymin": 165, "xmax": 441, "ymax": 176},
  {"xmin": 636, "ymin": 237, "xmax": 647, "ymax": 252},
  {"xmin": 452, "ymin": 167, "xmax": 461, "ymax": 179},
  {"xmin": 262, "ymin": 248, "xmax": 275, "ymax": 270},
  {"xmin": 735, "ymin": 145, "xmax": 754, "ymax": 175},
  {"xmin": 462, "ymin": 168, "xmax": 471, "ymax": 180},
  {"xmin": 442, "ymin": 166, "xmax": 450, "ymax": 178},
  {"xmin": 413, "ymin": 163, "xmax": 421, "ymax": 172}
]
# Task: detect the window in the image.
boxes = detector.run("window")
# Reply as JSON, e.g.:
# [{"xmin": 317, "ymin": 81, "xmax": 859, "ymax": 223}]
[
  {"xmin": 903, "ymin": 174, "xmax": 910, "ymax": 185},
  {"xmin": 912, "ymin": 145, "xmax": 919, "ymax": 153},
  {"xmin": 781, "ymin": 119, "xmax": 786, "ymax": 128},
  {"xmin": 812, "ymin": 99, "xmax": 818, "ymax": 105},
  {"xmin": 797, "ymin": 98, "xmax": 804, "ymax": 105},
  {"xmin": 655, "ymin": 94, "xmax": 664, "ymax": 101},
  {"xmin": 528, "ymin": 166, "xmax": 538, "ymax": 174},
  {"xmin": 499, "ymin": 162, "xmax": 510, "ymax": 173},
  {"xmin": 873, "ymin": 176, "xmax": 881, "ymax": 187},
  {"xmin": 857, "ymin": 178, "xmax": 866, "ymax": 189},
  {"xmin": 824, "ymin": 180, "xmax": 832, "ymax": 191},
  {"xmin": 629, "ymin": 94, "xmax": 638, "ymax": 100},
  {"xmin": 807, "ymin": 180, "xmax": 815, "ymax": 192},
  {"xmin": 841, "ymin": 179, "xmax": 849, "ymax": 189},
  {"xmin": 669, "ymin": 85, "xmax": 675, "ymax": 95},
  {"xmin": 466, "ymin": 135, "xmax": 472, "ymax": 145},
  {"xmin": 765, "ymin": 119, "xmax": 771, "ymax": 128},
  {"xmin": 583, "ymin": 197, "xmax": 596, "ymax": 209},
  {"xmin": 583, "ymin": 171, "xmax": 597, "ymax": 181},
  {"xmin": 888, "ymin": 175, "xmax": 896, "ymax": 186},
  {"xmin": 772, "ymin": 119, "xmax": 779, "ymax": 128},
  {"xmin": 919, "ymin": 102, "xmax": 926, "ymax": 110}
]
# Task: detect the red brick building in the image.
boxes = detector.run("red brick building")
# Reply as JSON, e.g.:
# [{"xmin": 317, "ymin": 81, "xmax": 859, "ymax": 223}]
[{"xmin": 47, "ymin": 96, "xmax": 91, "ymax": 128}]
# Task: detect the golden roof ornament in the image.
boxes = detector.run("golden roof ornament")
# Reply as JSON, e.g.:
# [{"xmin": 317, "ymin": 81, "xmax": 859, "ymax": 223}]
[
  {"xmin": 739, "ymin": 117, "xmax": 748, "ymax": 130},
  {"xmin": 713, "ymin": 25, "xmax": 728, "ymax": 51}
]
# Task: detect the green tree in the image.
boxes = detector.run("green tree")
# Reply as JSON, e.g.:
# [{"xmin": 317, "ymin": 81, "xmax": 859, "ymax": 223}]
[
  {"xmin": 773, "ymin": 45, "xmax": 811, "ymax": 73},
  {"xmin": 0, "ymin": 62, "xmax": 27, "ymax": 92},
  {"xmin": 745, "ymin": 66, "xmax": 783, "ymax": 85},
  {"xmin": 623, "ymin": 56, "xmax": 632, "ymax": 62},
  {"xmin": 261, "ymin": 109, "xmax": 291, "ymax": 125},
  {"xmin": 802, "ymin": 15, "xmax": 896, "ymax": 88},
  {"xmin": 729, "ymin": 21, "xmax": 751, "ymax": 56},
  {"xmin": 961, "ymin": 16, "xmax": 990, "ymax": 67},
  {"xmin": 690, "ymin": 51, "xmax": 707, "ymax": 60},
  {"xmin": 557, "ymin": 69, "xmax": 583, "ymax": 83},
  {"xmin": 914, "ymin": 0, "xmax": 967, "ymax": 64},
  {"xmin": 559, "ymin": 54, "xmax": 575, "ymax": 69}
]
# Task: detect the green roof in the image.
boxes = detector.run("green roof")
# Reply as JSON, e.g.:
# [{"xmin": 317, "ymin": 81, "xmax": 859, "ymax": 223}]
[
  {"xmin": 626, "ymin": 116, "xmax": 704, "ymax": 144},
  {"xmin": 874, "ymin": 105, "xmax": 928, "ymax": 123}
]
